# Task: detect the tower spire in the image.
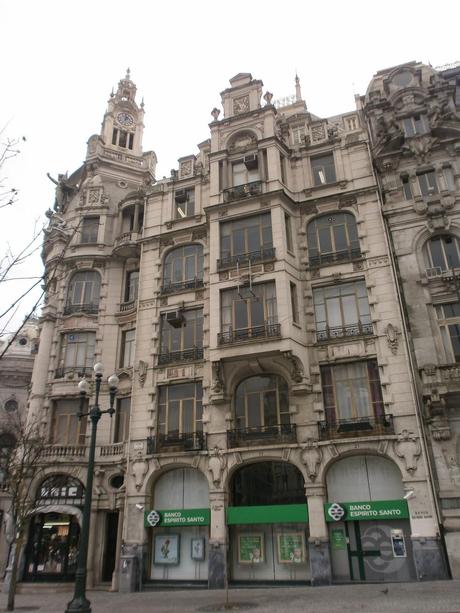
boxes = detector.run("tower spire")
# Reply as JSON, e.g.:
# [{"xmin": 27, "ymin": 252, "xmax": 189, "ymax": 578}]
[{"xmin": 295, "ymin": 73, "xmax": 302, "ymax": 102}]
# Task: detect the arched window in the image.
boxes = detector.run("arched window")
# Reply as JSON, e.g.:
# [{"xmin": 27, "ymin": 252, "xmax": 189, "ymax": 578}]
[
  {"xmin": 231, "ymin": 375, "xmax": 292, "ymax": 445},
  {"xmin": 0, "ymin": 433, "xmax": 16, "ymax": 483},
  {"xmin": 65, "ymin": 271, "xmax": 101, "ymax": 315},
  {"xmin": 162, "ymin": 245, "xmax": 203, "ymax": 294},
  {"xmin": 425, "ymin": 235, "xmax": 460, "ymax": 272},
  {"xmin": 307, "ymin": 212, "xmax": 360, "ymax": 267}
]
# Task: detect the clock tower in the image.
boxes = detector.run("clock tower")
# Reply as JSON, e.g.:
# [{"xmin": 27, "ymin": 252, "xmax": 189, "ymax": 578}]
[{"xmin": 100, "ymin": 68, "xmax": 145, "ymax": 157}]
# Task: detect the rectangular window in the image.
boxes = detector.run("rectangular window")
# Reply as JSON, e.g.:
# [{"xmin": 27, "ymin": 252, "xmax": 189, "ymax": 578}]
[
  {"xmin": 311, "ymin": 153, "xmax": 336, "ymax": 186},
  {"xmin": 158, "ymin": 382, "xmax": 203, "ymax": 436},
  {"xmin": 114, "ymin": 397, "xmax": 130, "ymax": 443},
  {"xmin": 52, "ymin": 399, "xmax": 87, "ymax": 446},
  {"xmin": 174, "ymin": 187, "xmax": 195, "ymax": 219},
  {"xmin": 403, "ymin": 114, "xmax": 427, "ymax": 137},
  {"xmin": 112, "ymin": 128, "xmax": 118, "ymax": 145},
  {"xmin": 159, "ymin": 308, "xmax": 203, "ymax": 363},
  {"xmin": 321, "ymin": 360, "xmax": 384, "ymax": 422},
  {"xmin": 443, "ymin": 166, "xmax": 455, "ymax": 191},
  {"xmin": 81, "ymin": 217, "xmax": 99, "ymax": 244},
  {"xmin": 124, "ymin": 270, "xmax": 139, "ymax": 303},
  {"xmin": 418, "ymin": 170, "xmax": 438, "ymax": 196},
  {"xmin": 313, "ymin": 281, "xmax": 372, "ymax": 341},
  {"xmin": 290, "ymin": 282, "xmax": 299, "ymax": 324},
  {"xmin": 232, "ymin": 159, "xmax": 259, "ymax": 187},
  {"xmin": 128, "ymin": 133, "xmax": 134, "ymax": 150},
  {"xmin": 292, "ymin": 125, "xmax": 305, "ymax": 145},
  {"xmin": 346, "ymin": 116, "xmax": 358, "ymax": 131},
  {"xmin": 220, "ymin": 213, "xmax": 273, "ymax": 264},
  {"xmin": 120, "ymin": 329, "xmax": 136, "ymax": 368},
  {"xmin": 220, "ymin": 282, "xmax": 278, "ymax": 341},
  {"xmin": 119, "ymin": 131, "xmax": 128, "ymax": 148},
  {"xmin": 402, "ymin": 175, "xmax": 412, "ymax": 200},
  {"xmin": 285, "ymin": 213, "xmax": 293, "ymax": 253},
  {"xmin": 58, "ymin": 332, "xmax": 96, "ymax": 377},
  {"xmin": 436, "ymin": 302, "xmax": 460, "ymax": 363}
]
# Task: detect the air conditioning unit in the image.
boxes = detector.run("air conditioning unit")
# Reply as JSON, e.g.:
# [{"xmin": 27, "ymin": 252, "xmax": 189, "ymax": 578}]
[
  {"xmin": 166, "ymin": 309, "xmax": 184, "ymax": 328},
  {"xmin": 175, "ymin": 189, "xmax": 188, "ymax": 204},
  {"xmin": 244, "ymin": 154, "xmax": 258, "ymax": 170}
]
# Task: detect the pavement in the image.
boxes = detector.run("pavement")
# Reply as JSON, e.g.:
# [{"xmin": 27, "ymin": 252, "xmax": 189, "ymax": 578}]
[{"xmin": 1, "ymin": 581, "xmax": 460, "ymax": 613}]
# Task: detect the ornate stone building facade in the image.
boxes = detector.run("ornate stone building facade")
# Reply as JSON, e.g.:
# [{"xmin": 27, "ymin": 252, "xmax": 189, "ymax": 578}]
[
  {"xmin": 22, "ymin": 65, "xmax": 458, "ymax": 589},
  {"xmin": 362, "ymin": 60, "xmax": 460, "ymax": 577},
  {"xmin": 0, "ymin": 319, "xmax": 39, "ymax": 576}
]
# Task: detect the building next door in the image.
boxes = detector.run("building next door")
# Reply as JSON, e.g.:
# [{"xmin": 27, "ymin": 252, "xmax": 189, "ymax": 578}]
[
  {"xmin": 326, "ymin": 456, "xmax": 416, "ymax": 583},
  {"xmin": 228, "ymin": 461, "xmax": 310, "ymax": 584}
]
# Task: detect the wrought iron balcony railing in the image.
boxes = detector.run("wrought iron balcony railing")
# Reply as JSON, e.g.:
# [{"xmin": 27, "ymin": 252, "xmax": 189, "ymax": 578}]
[
  {"xmin": 318, "ymin": 414, "xmax": 394, "ymax": 441},
  {"xmin": 54, "ymin": 366, "xmax": 94, "ymax": 379},
  {"xmin": 158, "ymin": 346, "xmax": 204, "ymax": 365},
  {"xmin": 223, "ymin": 181, "xmax": 262, "ymax": 202},
  {"xmin": 147, "ymin": 432, "xmax": 205, "ymax": 454},
  {"xmin": 217, "ymin": 247, "xmax": 276, "ymax": 270},
  {"xmin": 308, "ymin": 247, "xmax": 362, "ymax": 268},
  {"xmin": 316, "ymin": 322, "xmax": 373, "ymax": 342},
  {"xmin": 227, "ymin": 423, "xmax": 297, "ymax": 448},
  {"xmin": 161, "ymin": 277, "xmax": 204, "ymax": 295},
  {"xmin": 218, "ymin": 322, "xmax": 281, "ymax": 345},
  {"xmin": 63, "ymin": 303, "xmax": 99, "ymax": 316}
]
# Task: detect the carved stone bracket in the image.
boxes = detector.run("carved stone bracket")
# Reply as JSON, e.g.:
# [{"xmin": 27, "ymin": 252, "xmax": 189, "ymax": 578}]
[
  {"xmin": 393, "ymin": 430, "xmax": 421, "ymax": 474},
  {"xmin": 385, "ymin": 323, "xmax": 399, "ymax": 355},
  {"xmin": 208, "ymin": 446, "xmax": 226, "ymax": 488},
  {"xmin": 300, "ymin": 439, "xmax": 322, "ymax": 482}
]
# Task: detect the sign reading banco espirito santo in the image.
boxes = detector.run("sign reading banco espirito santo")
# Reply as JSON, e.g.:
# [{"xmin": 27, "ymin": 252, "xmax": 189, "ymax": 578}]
[
  {"xmin": 324, "ymin": 499, "xmax": 409, "ymax": 522},
  {"xmin": 144, "ymin": 508, "xmax": 210, "ymax": 528}
]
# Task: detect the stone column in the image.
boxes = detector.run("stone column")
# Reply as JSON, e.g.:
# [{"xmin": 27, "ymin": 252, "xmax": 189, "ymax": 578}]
[
  {"xmin": 111, "ymin": 503, "xmax": 124, "ymax": 591},
  {"xmin": 306, "ymin": 484, "xmax": 331, "ymax": 585},
  {"xmin": 133, "ymin": 204, "xmax": 140, "ymax": 234},
  {"xmin": 28, "ymin": 311, "xmax": 56, "ymax": 423},
  {"xmin": 208, "ymin": 490, "xmax": 227, "ymax": 589}
]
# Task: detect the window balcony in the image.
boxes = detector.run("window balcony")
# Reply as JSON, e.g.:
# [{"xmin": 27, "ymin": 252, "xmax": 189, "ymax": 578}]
[
  {"xmin": 223, "ymin": 181, "xmax": 262, "ymax": 202},
  {"xmin": 217, "ymin": 247, "xmax": 276, "ymax": 271},
  {"xmin": 54, "ymin": 366, "xmax": 94, "ymax": 379},
  {"xmin": 158, "ymin": 346, "xmax": 204, "ymax": 365},
  {"xmin": 63, "ymin": 303, "xmax": 99, "ymax": 316},
  {"xmin": 161, "ymin": 277, "xmax": 204, "ymax": 295},
  {"xmin": 218, "ymin": 322, "xmax": 281, "ymax": 345},
  {"xmin": 42, "ymin": 445, "xmax": 87, "ymax": 458},
  {"xmin": 227, "ymin": 424, "xmax": 297, "ymax": 448},
  {"xmin": 112, "ymin": 231, "xmax": 141, "ymax": 257},
  {"xmin": 318, "ymin": 414, "xmax": 394, "ymax": 441},
  {"xmin": 316, "ymin": 322, "xmax": 373, "ymax": 342},
  {"xmin": 146, "ymin": 432, "xmax": 205, "ymax": 454},
  {"xmin": 308, "ymin": 247, "xmax": 362, "ymax": 269}
]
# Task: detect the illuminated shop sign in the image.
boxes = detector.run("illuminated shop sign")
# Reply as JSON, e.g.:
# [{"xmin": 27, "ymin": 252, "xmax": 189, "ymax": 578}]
[
  {"xmin": 324, "ymin": 499, "xmax": 409, "ymax": 522},
  {"xmin": 144, "ymin": 508, "xmax": 210, "ymax": 528}
]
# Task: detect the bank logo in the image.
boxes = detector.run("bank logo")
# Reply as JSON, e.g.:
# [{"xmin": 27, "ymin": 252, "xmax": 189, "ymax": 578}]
[
  {"xmin": 146, "ymin": 510, "xmax": 161, "ymax": 527},
  {"xmin": 328, "ymin": 503, "xmax": 345, "ymax": 522}
]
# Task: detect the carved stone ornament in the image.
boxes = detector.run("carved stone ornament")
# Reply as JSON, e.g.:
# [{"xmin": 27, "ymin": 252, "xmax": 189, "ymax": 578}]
[
  {"xmin": 263, "ymin": 91, "xmax": 273, "ymax": 105},
  {"xmin": 138, "ymin": 360, "xmax": 148, "ymax": 387},
  {"xmin": 180, "ymin": 160, "xmax": 193, "ymax": 177},
  {"xmin": 441, "ymin": 447, "xmax": 460, "ymax": 486},
  {"xmin": 211, "ymin": 107, "xmax": 221, "ymax": 121},
  {"xmin": 403, "ymin": 135, "xmax": 436, "ymax": 164},
  {"xmin": 44, "ymin": 209, "xmax": 73, "ymax": 239},
  {"xmin": 301, "ymin": 440, "xmax": 322, "ymax": 482},
  {"xmin": 228, "ymin": 131, "xmax": 256, "ymax": 153},
  {"xmin": 93, "ymin": 468, "xmax": 106, "ymax": 495},
  {"xmin": 208, "ymin": 447, "xmax": 226, "ymax": 487},
  {"xmin": 393, "ymin": 430, "xmax": 421, "ymax": 474},
  {"xmin": 211, "ymin": 361, "xmax": 224, "ymax": 394},
  {"xmin": 283, "ymin": 351, "xmax": 304, "ymax": 384},
  {"xmin": 385, "ymin": 323, "xmax": 399, "ymax": 355},
  {"xmin": 131, "ymin": 456, "xmax": 148, "ymax": 491}
]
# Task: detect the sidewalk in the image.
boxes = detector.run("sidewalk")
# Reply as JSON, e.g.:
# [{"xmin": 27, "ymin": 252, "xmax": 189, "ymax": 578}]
[{"xmin": 2, "ymin": 581, "xmax": 460, "ymax": 613}]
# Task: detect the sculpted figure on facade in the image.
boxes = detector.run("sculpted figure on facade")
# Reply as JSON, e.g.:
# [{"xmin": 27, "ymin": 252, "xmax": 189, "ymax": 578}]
[
  {"xmin": 131, "ymin": 455, "xmax": 149, "ymax": 491},
  {"xmin": 300, "ymin": 439, "xmax": 322, "ymax": 482},
  {"xmin": 208, "ymin": 447, "xmax": 226, "ymax": 488},
  {"xmin": 394, "ymin": 430, "xmax": 422, "ymax": 474}
]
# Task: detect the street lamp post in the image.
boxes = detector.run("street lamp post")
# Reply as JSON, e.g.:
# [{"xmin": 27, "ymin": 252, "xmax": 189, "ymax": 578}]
[{"xmin": 65, "ymin": 362, "xmax": 119, "ymax": 613}]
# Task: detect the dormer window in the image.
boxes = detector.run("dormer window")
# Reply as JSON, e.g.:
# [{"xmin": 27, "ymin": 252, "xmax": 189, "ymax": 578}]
[
  {"xmin": 292, "ymin": 125, "xmax": 306, "ymax": 145},
  {"xmin": 112, "ymin": 128, "xmax": 134, "ymax": 150},
  {"xmin": 403, "ymin": 115, "xmax": 427, "ymax": 137},
  {"xmin": 174, "ymin": 188, "xmax": 195, "ymax": 219}
]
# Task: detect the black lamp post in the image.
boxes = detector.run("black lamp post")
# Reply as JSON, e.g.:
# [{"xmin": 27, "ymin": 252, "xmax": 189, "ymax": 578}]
[{"xmin": 65, "ymin": 362, "xmax": 119, "ymax": 613}]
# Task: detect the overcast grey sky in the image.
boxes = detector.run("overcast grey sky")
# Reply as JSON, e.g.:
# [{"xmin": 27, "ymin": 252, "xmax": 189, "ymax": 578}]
[{"xmin": 1, "ymin": 0, "xmax": 459, "ymax": 335}]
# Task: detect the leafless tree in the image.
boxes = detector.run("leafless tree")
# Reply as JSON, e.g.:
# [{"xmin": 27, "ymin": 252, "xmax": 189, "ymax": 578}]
[{"xmin": 0, "ymin": 413, "xmax": 47, "ymax": 611}]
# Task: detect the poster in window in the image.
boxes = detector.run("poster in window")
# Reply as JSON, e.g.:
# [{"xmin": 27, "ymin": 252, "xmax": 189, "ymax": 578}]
[
  {"xmin": 191, "ymin": 537, "xmax": 205, "ymax": 561},
  {"xmin": 238, "ymin": 533, "xmax": 264, "ymax": 564},
  {"xmin": 277, "ymin": 532, "xmax": 305, "ymax": 564},
  {"xmin": 154, "ymin": 534, "xmax": 180, "ymax": 565}
]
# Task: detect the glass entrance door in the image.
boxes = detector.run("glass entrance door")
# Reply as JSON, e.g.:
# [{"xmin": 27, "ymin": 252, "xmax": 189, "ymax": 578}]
[{"xmin": 24, "ymin": 513, "xmax": 80, "ymax": 581}]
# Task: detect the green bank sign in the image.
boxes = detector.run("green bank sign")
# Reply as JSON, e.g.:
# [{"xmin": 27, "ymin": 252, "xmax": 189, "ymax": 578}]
[
  {"xmin": 227, "ymin": 504, "xmax": 308, "ymax": 525},
  {"xmin": 144, "ymin": 508, "xmax": 210, "ymax": 528},
  {"xmin": 324, "ymin": 499, "xmax": 409, "ymax": 523}
]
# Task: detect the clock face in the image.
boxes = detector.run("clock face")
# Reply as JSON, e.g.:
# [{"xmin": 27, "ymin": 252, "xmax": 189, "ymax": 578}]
[{"xmin": 117, "ymin": 112, "xmax": 134, "ymax": 126}]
